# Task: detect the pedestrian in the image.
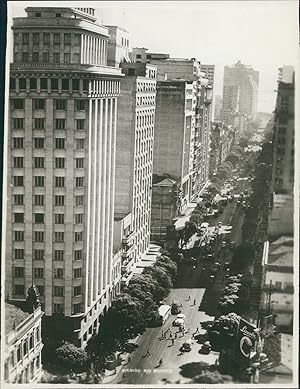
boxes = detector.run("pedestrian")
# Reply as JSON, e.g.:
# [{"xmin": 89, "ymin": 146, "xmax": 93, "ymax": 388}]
[
  {"xmin": 128, "ymin": 356, "xmax": 131, "ymax": 364},
  {"xmin": 188, "ymin": 324, "xmax": 191, "ymax": 332},
  {"xmin": 161, "ymin": 330, "xmax": 164, "ymax": 338},
  {"xmin": 193, "ymin": 298, "xmax": 196, "ymax": 305},
  {"xmin": 146, "ymin": 348, "xmax": 150, "ymax": 356},
  {"xmin": 169, "ymin": 332, "xmax": 172, "ymax": 339},
  {"xmin": 188, "ymin": 294, "xmax": 191, "ymax": 301},
  {"xmin": 172, "ymin": 338, "xmax": 175, "ymax": 346},
  {"xmin": 175, "ymin": 332, "xmax": 177, "ymax": 339},
  {"xmin": 196, "ymin": 326, "xmax": 199, "ymax": 332}
]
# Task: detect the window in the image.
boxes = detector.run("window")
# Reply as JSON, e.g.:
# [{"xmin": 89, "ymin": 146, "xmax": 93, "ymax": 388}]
[
  {"xmin": 83, "ymin": 79, "xmax": 89, "ymax": 91},
  {"xmin": 75, "ymin": 213, "xmax": 83, "ymax": 224},
  {"xmin": 51, "ymin": 79, "xmax": 58, "ymax": 90},
  {"xmin": 74, "ymin": 285, "xmax": 82, "ymax": 296},
  {"xmin": 14, "ymin": 194, "xmax": 24, "ymax": 205},
  {"xmin": 73, "ymin": 303, "xmax": 82, "ymax": 314},
  {"xmin": 14, "ymin": 231, "xmax": 24, "ymax": 241},
  {"xmin": 54, "ymin": 232, "xmax": 64, "ymax": 242},
  {"xmin": 55, "ymin": 195, "xmax": 65, "ymax": 206},
  {"xmin": 55, "ymin": 158, "xmax": 65, "ymax": 169},
  {"xmin": 74, "ymin": 34, "xmax": 81, "ymax": 45},
  {"xmin": 34, "ymin": 268, "xmax": 44, "ymax": 278},
  {"xmin": 34, "ymin": 249, "xmax": 44, "ymax": 260},
  {"xmin": 34, "ymin": 138, "xmax": 45, "ymax": 149},
  {"xmin": 34, "ymin": 195, "xmax": 44, "ymax": 205},
  {"xmin": 35, "ymin": 12, "xmax": 41, "ymax": 17},
  {"xmin": 13, "ymin": 176, "xmax": 24, "ymax": 186},
  {"xmin": 54, "ymin": 268, "xmax": 64, "ymax": 278},
  {"xmin": 76, "ymin": 139, "xmax": 84, "ymax": 149},
  {"xmin": 36, "ymin": 285, "xmax": 44, "ymax": 296},
  {"xmin": 74, "ymin": 249, "xmax": 82, "ymax": 260},
  {"xmin": 36, "ymin": 327, "xmax": 40, "ymax": 342},
  {"xmin": 75, "ymin": 158, "xmax": 84, "ymax": 168},
  {"xmin": 30, "ymin": 78, "xmax": 37, "ymax": 90},
  {"xmin": 34, "ymin": 99, "xmax": 45, "ymax": 110},
  {"xmin": 22, "ymin": 52, "xmax": 29, "ymax": 62},
  {"xmin": 43, "ymin": 33, "xmax": 50, "ymax": 44},
  {"xmin": 74, "ymin": 231, "xmax": 83, "ymax": 242},
  {"xmin": 53, "ymin": 303, "xmax": 64, "ymax": 314},
  {"xmin": 136, "ymin": 54, "xmax": 141, "ymax": 59},
  {"xmin": 55, "ymin": 138, "xmax": 65, "ymax": 149},
  {"xmin": 34, "ymin": 157, "xmax": 45, "ymax": 168},
  {"xmin": 53, "ymin": 53, "xmax": 60, "ymax": 63},
  {"xmin": 55, "ymin": 176, "xmax": 65, "ymax": 187},
  {"xmin": 19, "ymin": 78, "xmax": 26, "ymax": 90},
  {"xmin": 55, "ymin": 100, "xmax": 66, "ymax": 110},
  {"xmin": 14, "ymin": 213, "xmax": 24, "ymax": 223},
  {"xmin": 54, "ymin": 33, "xmax": 60, "ymax": 44},
  {"xmin": 10, "ymin": 78, "xmax": 16, "ymax": 90},
  {"xmin": 35, "ymin": 119, "xmax": 45, "ymax": 131},
  {"xmin": 53, "ymin": 286, "xmax": 64, "ymax": 296},
  {"xmin": 74, "ymin": 268, "xmax": 82, "ymax": 278},
  {"xmin": 72, "ymin": 79, "xmax": 80, "ymax": 91},
  {"xmin": 14, "ymin": 267, "xmax": 24, "ymax": 277},
  {"xmin": 40, "ymin": 78, "xmax": 47, "ymax": 90},
  {"xmin": 75, "ymin": 177, "xmax": 84, "ymax": 187},
  {"xmin": 13, "ymin": 99, "xmax": 24, "ymax": 109},
  {"xmin": 55, "ymin": 119, "xmax": 66, "ymax": 129},
  {"xmin": 56, "ymin": 12, "xmax": 61, "ymax": 17},
  {"xmin": 275, "ymin": 281, "xmax": 282, "ymax": 289},
  {"xmin": 64, "ymin": 53, "xmax": 70, "ymax": 63},
  {"xmin": 14, "ymin": 249, "xmax": 24, "ymax": 259},
  {"xmin": 13, "ymin": 118, "xmax": 24, "ymax": 129},
  {"xmin": 62, "ymin": 79, "xmax": 69, "ymax": 91},
  {"xmin": 13, "ymin": 137, "xmax": 24, "ymax": 149},
  {"xmin": 13, "ymin": 157, "xmax": 24, "ymax": 168},
  {"xmin": 76, "ymin": 100, "xmax": 85, "ymax": 111},
  {"xmin": 55, "ymin": 214, "xmax": 64, "ymax": 224},
  {"xmin": 34, "ymin": 176, "xmax": 45, "ymax": 187},
  {"xmin": 75, "ymin": 195, "xmax": 84, "ymax": 206},
  {"xmin": 74, "ymin": 53, "xmax": 80, "ymax": 64},
  {"xmin": 64, "ymin": 33, "xmax": 71, "ymax": 44},
  {"xmin": 54, "ymin": 250, "xmax": 64, "ymax": 261},
  {"xmin": 14, "ymin": 284, "xmax": 25, "ymax": 296},
  {"xmin": 34, "ymin": 213, "xmax": 44, "ymax": 224},
  {"xmin": 34, "ymin": 231, "xmax": 44, "ymax": 242},
  {"xmin": 33, "ymin": 33, "xmax": 39, "ymax": 44},
  {"xmin": 22, "ymin": 33, "xmax": 29, "ymax": 44},
  {"xmin": 76, "ymin": 119, "xmax": 85, "ymax": 130},
  {"xmin": 17, "ymin": 345, "xmax": 21, "ymax": 362}
]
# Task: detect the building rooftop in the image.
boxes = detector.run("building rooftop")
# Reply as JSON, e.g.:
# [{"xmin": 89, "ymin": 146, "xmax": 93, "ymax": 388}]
[
  {"xmin": 153, "ymin": 177, "xmax": 177, "ymax": 187},
  {"xmin": 5, "ymin": 303, "xmax": 30, "ymax": 334}
]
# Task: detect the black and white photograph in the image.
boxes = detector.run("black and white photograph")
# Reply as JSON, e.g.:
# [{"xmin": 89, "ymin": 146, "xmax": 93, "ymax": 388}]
[{"xmin": 1, "ymin": 0, "xmax": 298, "ymax": 387}]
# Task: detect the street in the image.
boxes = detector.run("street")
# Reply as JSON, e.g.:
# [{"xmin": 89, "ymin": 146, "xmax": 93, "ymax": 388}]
[{"xmin": 105, "ymin": 180, "xmax": 248, "ymax": 384}]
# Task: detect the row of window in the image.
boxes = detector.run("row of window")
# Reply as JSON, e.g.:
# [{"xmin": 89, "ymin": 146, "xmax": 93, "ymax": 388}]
[
  {"xmin": 12, "ymin": 137, "xmax": 85, "ymax": 150},
  {"xmin": 15, "ymin": 52, "xmax": 81, "ymax": 65},
  {"xmin": 136, "ymin": 82, "xmax": 156, "ymax": 93},
  {"xmin": 12, "ymin": 176, "xmax": 84, "ymax": 190},
  {"xmin": 13, "ymin": 194, "xmax": 84, "ymax": 206},
  {"xmin": 13, "ymin": 210, "xmax": 84, "ymax": 224},
  {"xmin": 12, "ymin": 157, "xmax": 85, "ymax": 169},
  {"xmin": 12, "ymin": 118, "xmax": 86, "ymax": 131},
  {"xmin": 136, "ymin": 95, "xmax": 156, "ymax": 107},
  {"xmin": 14, "ymin": 267, "xmax": 82, "ymax": 280},
  {"xmin": 10, "ymin": 78, "xmax": 88, "ymax": 92},
  {"xmin": 14, "ymin": 229, "xmax": 84, "ymax": 242},
  {"xmin": 16, "ymin": 32, "xmax": 79, "ymax": 46},
  {"xmin": 13, "ymin": 246, "xmax": 83, "ymax": 261},
  {"xmin": 12, "ymin": 98, "xmax": 86, "ymax": 111},
  {"xmin": 10, "ymin": 328, "xmax": 40, "ymax": 368}
]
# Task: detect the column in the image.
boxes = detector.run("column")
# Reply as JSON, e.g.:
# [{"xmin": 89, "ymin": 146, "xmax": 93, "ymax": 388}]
[{"xmin": 97, "ymin": 99, "xmax": 104, "ymax": 295}]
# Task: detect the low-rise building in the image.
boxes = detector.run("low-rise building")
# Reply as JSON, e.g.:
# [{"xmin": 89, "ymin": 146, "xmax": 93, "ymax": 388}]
[{"xmin": 4, "ymin": 301, "xmax": 44, "ymax": 383}]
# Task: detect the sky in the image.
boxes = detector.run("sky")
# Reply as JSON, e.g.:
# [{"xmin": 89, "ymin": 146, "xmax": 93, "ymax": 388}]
[{"xmin": 8, "ymin": 1, "xmax": 299, "ymax": 113}]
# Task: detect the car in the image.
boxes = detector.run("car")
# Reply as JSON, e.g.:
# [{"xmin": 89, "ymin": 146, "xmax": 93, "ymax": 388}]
[
  {"xmin": 221, "ymin": 241, "xmax": 227, "ymax": 247},
  {"xmin": 177, "ymin": 313, "xmax": 186, "ymax": 320},
  {"xmin": 181, "ymin": 339, "xmax": 193, "ymax": 352},
  {"xmin": 199, "ymin": 342, "xmax": 211, "ymax": 354},
  {"xmin": 173, "ymin": 318, "xmax": 185, "ymax": 327},
  {"xmin": 209, "ymin": 275, "xmax": 215, "ymax": 283},
  {"xmin": 171, "ymin": 303, "xmax": 182, "ymax": 315}
]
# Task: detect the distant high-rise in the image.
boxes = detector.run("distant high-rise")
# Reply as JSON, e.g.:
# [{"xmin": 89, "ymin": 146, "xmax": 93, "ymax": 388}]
[
  {"xmin": 221, "ymin": 60, "xmax": 259, "ymax": 126},
  {"xmin": 272, "ymin": 66, "xmax": 295, "ymax": 194},
  {"xmin": 214, "ymin": 95, "xmax": 223, "ymax": 121},
  {"xmin": 6, "ymin": 6, "xmax": 123, "ymax": 347}
]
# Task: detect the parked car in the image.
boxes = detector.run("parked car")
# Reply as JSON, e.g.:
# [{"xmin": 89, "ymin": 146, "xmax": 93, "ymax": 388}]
[
  {"xmin": 209, "ymin": 275, "xmax": 215, "ymax": 283},
  {"xmin": 173, "ymin": 318, "xmax": 185, "ymax": 327},
  {"xmin": 181, "ymin": 339, "xmax": 193, "ymax": 352},
  {"xmin": 177, "ymin": 313, "xmax": 186, "ymax": 320},
  {"xmin": 171, "ymin": 302, "xmax": 182, "ymax": 315},
  {"xmin": 199, "ymin": 342, "xmax": 211, "ymax": 354}
]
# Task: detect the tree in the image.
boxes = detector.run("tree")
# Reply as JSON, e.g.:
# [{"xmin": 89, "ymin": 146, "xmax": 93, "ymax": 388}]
[
  {"xmin": 207, "ymin": 313, "xmax": 240, "ymax": 351},
  {"xmin": 144, "ymin": 265, "xmax": 173, "ymax": 291},
  {"xmin": 230, "ymin": 245, "xmax": 254, "ymax": 273},
  {"xmin": 218, "ymin": 294, "xmax": 239, "ymax": 314},
  {"xmin": 182, "ymin": 221, "xmax": 197, "ymax": 244},
  {"xmin": 56, "ymin": 342, "xmax": 89, "ymax": 373},
  {"xmin": 190, "ymin": 213, "xmax": 202, "ymax": 225},
  {"xmin": 193, "ymin": 371, "xmax": 233, "ymax": 384},
  {"xmin": 156, "ymin": 256, "xmax": 178, "ymax": 282}
]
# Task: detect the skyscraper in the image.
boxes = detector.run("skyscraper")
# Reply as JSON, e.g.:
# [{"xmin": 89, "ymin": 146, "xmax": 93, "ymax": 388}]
[
  {"xmin": 271, "ymin": 66, "xmax": 295, "ymax": 194},
  {"xmin": 6, "ymin": 7, "xmax": 123, "ymax": 347},
  {"xmin": 221, "ymin": 60, "xmax": 259, "ymax": 127},
  {"xmin": 113, "ymin": 62, "xmax": 157, "ymax": 285}
]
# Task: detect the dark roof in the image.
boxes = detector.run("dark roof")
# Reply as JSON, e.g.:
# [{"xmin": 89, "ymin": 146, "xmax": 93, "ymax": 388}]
[
  {"xmin": 267, "ymin": 236, "xmax": 293, "ymax": 268},
  {"xmin": 5, "ymin": 303, "xmax": 30, "ymax": 334}
]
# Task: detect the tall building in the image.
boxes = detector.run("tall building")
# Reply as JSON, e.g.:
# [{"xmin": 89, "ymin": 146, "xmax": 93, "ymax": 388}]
[
  {"xmin": 221, "ymin": 60, "xmax": 259, "ymax": 128},
  {"xmin": 200, "ymin": 64, "xmax": 215, "ymax": 87},
  {"xmin": 214, "ymin": 95, "xmax": 223, "ymax": 121},
  {"xmin": 113, "ymin": 62, "xmax": 157, "ymax": 285},
  {"xmin": 130, "ymin": 49, "xmax": 213, "ymax": 211},
  {"xmin": 105, "ymin": 25, "xmax": 130, "ymax": 67},
  {"xmin": 6, "ymin": 7, "xmax": 123, "ymax": 347},
  {"xmin": 271, "ymin": 66, "xmax": 294, "ymax": 194}
]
